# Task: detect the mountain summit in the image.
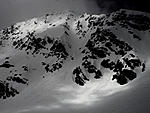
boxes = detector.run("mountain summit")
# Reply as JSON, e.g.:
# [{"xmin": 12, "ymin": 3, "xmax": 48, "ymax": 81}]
[{"xmin": 0, "ymin": 9, "xmax": 150, "ymax": 101}]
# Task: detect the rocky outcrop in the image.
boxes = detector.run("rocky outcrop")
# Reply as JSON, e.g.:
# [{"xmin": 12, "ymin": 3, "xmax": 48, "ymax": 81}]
[{"xmin": 0, "ymin": 9, "xmax": 149, "ymax": 99}]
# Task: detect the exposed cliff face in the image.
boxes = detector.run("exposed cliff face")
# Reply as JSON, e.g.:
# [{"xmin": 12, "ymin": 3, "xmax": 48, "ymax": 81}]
[{"xmin": 0, "ymin": 9, "xmax": 150, "ymax": 100}]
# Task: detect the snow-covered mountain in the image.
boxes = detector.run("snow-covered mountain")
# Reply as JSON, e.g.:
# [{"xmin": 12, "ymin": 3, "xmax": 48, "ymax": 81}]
[{"xmin": 0, "ymin": 9, "xmax": 150, "ymax": 113}]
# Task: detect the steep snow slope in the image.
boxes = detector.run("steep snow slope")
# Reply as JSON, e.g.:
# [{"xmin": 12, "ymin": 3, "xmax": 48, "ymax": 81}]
[{"xmin": 0, "ymin": 9, "xmax": 150, "ymax": 113}]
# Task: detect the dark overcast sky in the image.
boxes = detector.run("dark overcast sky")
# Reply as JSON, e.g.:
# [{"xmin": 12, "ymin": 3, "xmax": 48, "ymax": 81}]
[{"xmin": 96, "ymin": 0, "xmax": 150, "ymax": 13}]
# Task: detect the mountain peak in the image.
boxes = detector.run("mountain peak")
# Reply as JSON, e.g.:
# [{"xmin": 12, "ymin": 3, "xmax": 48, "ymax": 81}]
[{"xmin": 0, "ymin": 9, "xmax": 150, "ymax": 100}]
